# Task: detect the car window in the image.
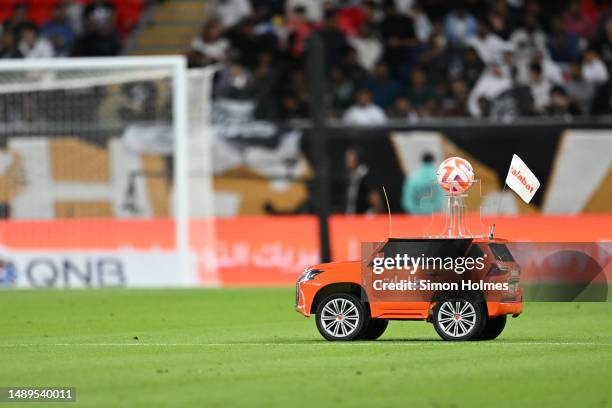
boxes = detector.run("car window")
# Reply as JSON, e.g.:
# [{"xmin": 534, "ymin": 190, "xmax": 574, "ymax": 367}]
[
  {"xmin": 466, "ymin": 244, "xmax": 484, "ymax": 260},
  {"xmin": 489, "ymin": 243, "xmax": 515, "ymax": 262}
]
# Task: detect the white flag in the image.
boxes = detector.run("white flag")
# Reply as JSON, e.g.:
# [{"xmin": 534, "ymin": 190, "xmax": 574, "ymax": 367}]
[{"xmin": 505, "ymin": 154, "xmax": 540, "ymax": 203}]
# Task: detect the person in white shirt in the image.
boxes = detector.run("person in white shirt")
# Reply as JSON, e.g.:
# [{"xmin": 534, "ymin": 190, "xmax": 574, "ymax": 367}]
[
  {"xmin": 191, "ymin": 19, "xmax": 229, "ymax": 63},
  {"xmin": 343, "ymin": 89, "xmax": 387, "ymax": 125},
  {"xmin": 528, "ymin": 62, "xmax": 551, "ymax": 113},
  {"xmin": 285, "ymin": 0, "xmax": 324, "ymax": 23},
  {"xmin": 216, "ymin": 0, "xmax": 252, "ymax": 29},
  {"xmin": 466, "ymin": 21, "xmax": 507, "ymax": 65},
  {"xmin": 582, "ymin": 49, "xmax": 610, "ymax": 83},
  {"xmin": 348, "ymin": 24, "xmax": 382, "ymax": 71},
  {"xmin": 468, "ymin": 63, "xmax": 512, "ymax": 117},
  {"xmin": 18, "ymin": 23, "xmax": 54, "ymax": 59}
]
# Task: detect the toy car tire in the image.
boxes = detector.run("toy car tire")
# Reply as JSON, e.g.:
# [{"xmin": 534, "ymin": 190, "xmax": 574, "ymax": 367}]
[
  {"xmin": 478, "ymin": 315, "xmax": 507, "ymax": 340},
  {"xmin": 315, "ymin": 293, "xmax": 369, "ymax": 341},
  {"xmin": 358, "ymin": 319, "xmax": 389, "ymax": 340},
  {"xmin": 433, "ymin": 295, "xmax": 486, "ymax": 341}
]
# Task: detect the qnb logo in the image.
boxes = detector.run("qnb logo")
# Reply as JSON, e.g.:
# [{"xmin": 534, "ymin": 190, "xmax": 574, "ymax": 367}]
[
  {"xmin": 25, "ymin": 258, "xmax": 126, "ymax": 288},
  {"xmin": 510, "ymin": 166, "xmax": 535, "ymax": 193},
  {"xmin": 0, "ymin": 258, "xmax": 18, "ymax": 287}
]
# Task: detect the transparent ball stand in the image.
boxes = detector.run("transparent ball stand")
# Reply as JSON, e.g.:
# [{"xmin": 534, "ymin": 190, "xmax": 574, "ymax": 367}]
[{"xmin": 423, "ymin": 180, "xmax": 490, "ymax": 239}]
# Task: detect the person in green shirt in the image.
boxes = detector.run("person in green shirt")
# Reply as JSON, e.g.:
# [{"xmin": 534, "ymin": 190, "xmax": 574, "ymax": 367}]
[{"xmin": 401, "ymin": 153, "xmax": 444, "ymax": 214}]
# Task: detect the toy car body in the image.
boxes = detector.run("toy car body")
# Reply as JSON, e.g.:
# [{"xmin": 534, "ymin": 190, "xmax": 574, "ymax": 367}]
[{"xmin": 296, "ymin": 237, "xmax": 522, "ymax": 341}]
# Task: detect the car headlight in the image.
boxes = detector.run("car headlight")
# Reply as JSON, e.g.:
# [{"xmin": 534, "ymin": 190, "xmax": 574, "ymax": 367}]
[{"xmin": 298, "ymin": 269, "xmax": 323, "ymax": 283}]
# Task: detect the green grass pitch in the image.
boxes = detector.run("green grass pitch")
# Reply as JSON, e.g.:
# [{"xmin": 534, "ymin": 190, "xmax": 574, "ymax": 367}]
[{"xmin": 0, "ymin": 288, "xmax": 611, "ymax": 407}]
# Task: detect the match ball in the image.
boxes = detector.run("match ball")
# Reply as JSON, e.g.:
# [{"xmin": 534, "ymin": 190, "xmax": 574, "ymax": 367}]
[{"xmin": 436, "ymin": 157, "xmax": 474, "ymax": 194}]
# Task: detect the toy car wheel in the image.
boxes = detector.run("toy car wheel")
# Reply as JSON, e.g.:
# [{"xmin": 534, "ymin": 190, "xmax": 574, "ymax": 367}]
[
  {"xmin": 316, "ymin": 293, "xmax": 369, "ymax": 341},
  {"xmin": 433, "ymin": 296, "xmax": 486, "ymax": 341},
  {"xmin": 478, "ymin": 315, "xmax": 507, "ymax": 340},
  {"xmin": 358, "ymin": 319, "xmax": 388, "ymax": 340}
]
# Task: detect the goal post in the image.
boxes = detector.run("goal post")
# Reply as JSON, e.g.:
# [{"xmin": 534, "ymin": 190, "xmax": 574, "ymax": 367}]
[{"xmin": 0, "ymin": 56, "xmax": 215, "ymax": 287}]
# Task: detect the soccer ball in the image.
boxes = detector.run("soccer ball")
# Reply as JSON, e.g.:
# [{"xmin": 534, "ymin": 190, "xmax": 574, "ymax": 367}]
[{"xmin": 437, "ymin": 157, "xmax": 474, "ymax": 194}]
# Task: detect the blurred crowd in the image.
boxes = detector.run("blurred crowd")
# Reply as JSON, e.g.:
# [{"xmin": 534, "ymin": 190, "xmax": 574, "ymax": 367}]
[
  {"xmin": 192, "ymin": 0, "xmax": 612, "ymax": 121},
  {"xmin": 0, "ymin": 0, "xmax": 146, "ymax": 58}
]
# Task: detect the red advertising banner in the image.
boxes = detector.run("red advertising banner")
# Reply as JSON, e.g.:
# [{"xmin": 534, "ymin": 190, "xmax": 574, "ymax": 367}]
[{"xmin": 0, "ymin": 215, "xmax": 610, "ymax": 287}]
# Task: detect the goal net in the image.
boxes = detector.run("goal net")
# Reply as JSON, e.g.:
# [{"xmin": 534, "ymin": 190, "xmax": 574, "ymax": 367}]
[{"xmin": 0, "ymin": 57, "xmax": 215, "ymax": 288}]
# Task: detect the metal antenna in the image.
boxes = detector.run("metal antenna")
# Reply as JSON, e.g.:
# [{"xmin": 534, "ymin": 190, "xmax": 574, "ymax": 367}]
[{"xmin": 382, "ymin": 186, "xmax": 392, "ymax": 238}]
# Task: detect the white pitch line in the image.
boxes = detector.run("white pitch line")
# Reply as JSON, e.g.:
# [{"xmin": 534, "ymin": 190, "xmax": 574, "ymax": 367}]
[{"xmin": 1, "ymin": 342, "xmax": 611, "ymax": 347}]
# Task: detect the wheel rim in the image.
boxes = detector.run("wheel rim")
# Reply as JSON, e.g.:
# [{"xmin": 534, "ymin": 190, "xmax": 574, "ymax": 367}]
[
  {"xmin": 437, "ymin": 300, "xmax": 476, "ymax": 338},
  {"xmin": 320, "ymin": 298, "xmax": 360, "ymax": 338}
]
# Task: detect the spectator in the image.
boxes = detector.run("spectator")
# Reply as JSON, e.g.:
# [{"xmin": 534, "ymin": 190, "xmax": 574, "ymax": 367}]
[
  {"xmin": 72, "ymin": 21, "xmax": 120, "ymax": 56},
  {"xmin": 562, "ymin": 0, "xmax": 597, "ymax": 40},
  {"xmin": 546, "ymin": 85, "xmax": 581, "ymax": 117},
  {"xmin": 349, "ymin": 23, "xmax": 382, "ymax": 71},
  {"xmin": 405, "ymin": 67, "xmax": 434, "ymax": 113},
  {"xmin": 343, "ymin": 89, "xmax": 387, "ymax": 125},
  {"xmin": 2, "ymin": 4, "xmax": 29, "ymax": 34},
  {"xmin": 454, "ymin": 46, "xmax": 485, "ymax": 87},
  {"xmin": 281, "ymin": 93, "xmax": 308, "ymax": 119},
  {"xmin": 510, "ymin": 15, "xmax": 547, "ymax": 60},
  {"xmin": 468, "ymin": 63, "xmax": 512, "ymax": 117},
  {"xmin": 285, "ymin": 0, "xmax": 324, "ymax": 24},
  {"xmin": 365, "ymin": 188, "xmax": 385, "ymax": 215},
  {"xmin": 330, "ymin": 67, "xmax": 356, "ymax": 111},
  {"xmin": 406, "ymin": 1, "xmax": 433, "ymax": 44},
  {"xmin": 366, "ymin": 62, "xmax": 400, "ymax": 110},
  {"xmin": 65, "ymin": 0, "xmax": 84, "ymax": 35},
  {"xmin": 565, "ymin": 61, "xmax": 594, "ymax": 113},
  {"xmin": 442, "ymin": 79, "xmax": 469, "ymax": 116},
  {"xmin": 83, "ymin": 0, "xmax": 116, "ymax": 32},
  {"xmin": 401, "ymin": 152, "xmax": 443, "ymax": 214},
  {"xmin": 0, "ymin": 30, "xmax": 22, "ymax": 59},
  {"xmin": 444, "ymin": 8, "xmax": 477, "ymax": 46},
  {"xmin": 528, "ymin": 62, "xmax": 551, "ymax": 113},
  {"xmin": 216, "ymin": 0, "xmax": 253, "ymax": 29},
  {"xmin": 41, "ymin": 3, "xmax": 76, "ymax": 56},
  {"xmin": 419, "ymin": 22, "xmax": 451, "ymax": 85},
  {"xmin": 530, "ymin": 50, "xmax": 563, "ymax": 85},
  {"xmin": 466, "ymin": 20, "xmax": 507, "ymax": 64},
  {"xmin": 342, "ymin": 47, "xmax": 369, "ymax": 85},
  {"xmin": 591, "ymin": 81, "xmax": 612, "ymax": 114},
  {"xmin": 191, "ymin": 19, "xmax": 229, "ymax": 63},
  {"xmin": 594, "ymin": 15, "xmax": 612, "ymax": 72},
  {"xmin": 487, "ymin": 0, "xmax": 515, "ymax": 39},
  {"xmin": 379, "ymin": 1, "xmax": 417, "ymax": 75},
  {"xmin": 547, "ymin": 15, "xmax": 581, "ymax": 63},
  {"xmin": 388, "ymin": 97, "xmax": 416, "ymax": 119},
  {"xmin": 285, "ymin": 6, "xmax": 313, "ymax": 57},
  {"xmin": 317, "ymin": 9, "xmax": 349, "ymax": 69},
  {"xmin": 18, "ymin": 23, "xmax": 55, "ymax": 59},
  {"xmin": 343, "ymin": 147, "xmax": 372, "ymax": 214},
  {"xmin": 582, "ymin": 48, "xmax": 609, "ymax": 83},
  {"xmin": 225, "ymin": 18, "xmax": 263, "ymax": 68}
]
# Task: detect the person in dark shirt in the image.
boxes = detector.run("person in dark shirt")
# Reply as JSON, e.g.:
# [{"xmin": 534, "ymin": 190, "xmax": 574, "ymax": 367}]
[
  {"xmin": 0, "ymin": 30, "xmax": 23, "ymax": 59},
  {"xmin": 546, "ymin": 85, "xmax": 581, "ymax": 116},
  {"xmin": 594, "ymin": 15, "xmax": 612, "ymax": 73},
  {"xmin": 2, "ymin": 3, "xmax": 29, "ymax": 35},
  {"xmin": 343, "ymin": 147, "xmax": 374, "ymax": 214},
  {"xmin": 366, "ymin": 61, "xmax": 400, "ymax": 110},
  {"xmin": 317, "ymin": 9, "xmax": 349, "ymax": 70},
  {"xmin": 41, "ymin": 2, "xmax": 76, "ymax": 56},
  {"xmin": 83, "ymin": 0, "xmax": 116, "ymax": 32},
  {"xmin": 379, "ymin": 1, "xmax": 417, "ymax": 77},
  {"xmin": 405, "ymin": 66, "xmax": 434, "ymax": 114},
  {"xmin": 72, "ymin": 23, "xmax": 120, "ymax": 56}
]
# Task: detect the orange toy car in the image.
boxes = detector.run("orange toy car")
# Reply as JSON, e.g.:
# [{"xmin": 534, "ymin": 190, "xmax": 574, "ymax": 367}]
[{"xmin": 296, "ymin": 237, "xmax": 522, "ymax": 341}]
